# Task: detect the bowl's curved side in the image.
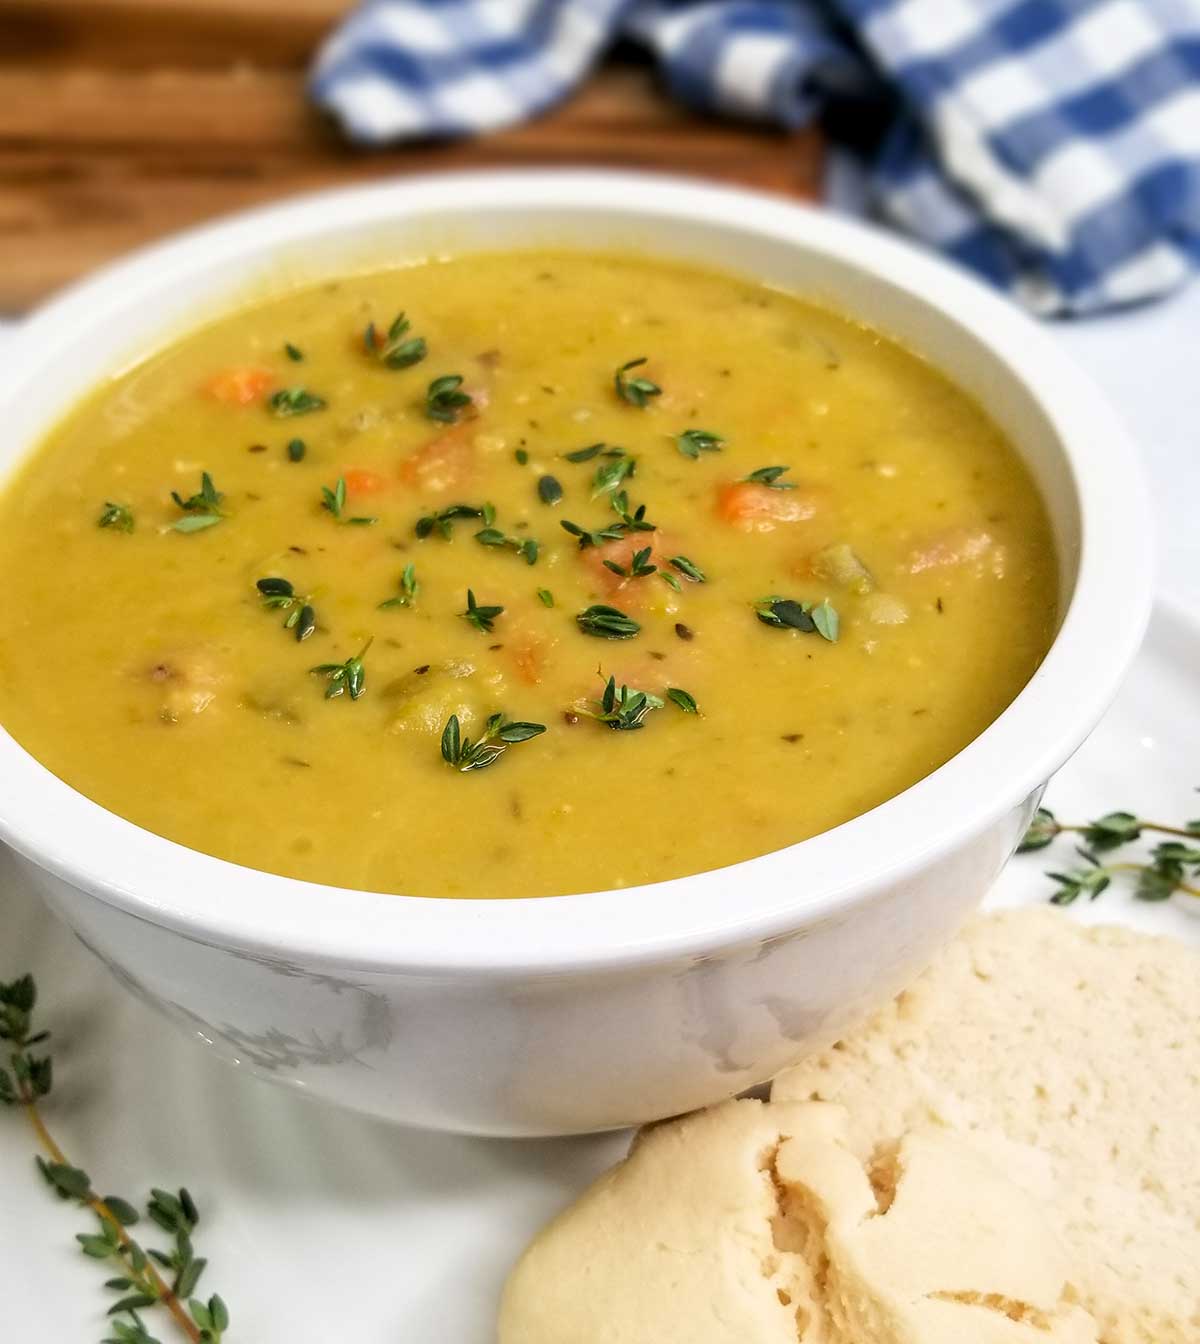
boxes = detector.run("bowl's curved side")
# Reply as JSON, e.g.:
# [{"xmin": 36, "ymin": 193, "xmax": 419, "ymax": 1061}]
[
  {"xmin": 0, "ymin": 170, "xmax": 1154, "ymax": 978},
  {"xmin": 17, "ymin": 790, "xmax": 1037, "ymax": 1134}
]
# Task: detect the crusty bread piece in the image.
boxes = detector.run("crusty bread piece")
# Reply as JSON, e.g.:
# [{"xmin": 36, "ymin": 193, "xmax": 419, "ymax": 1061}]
[
  {"xmin": 773, "ymin": 909, "xmax": 1200, "ymax": 1343},
  {"xmin": 498, "ymin": 1096, "xmax": 1097, "ymax": 1343}
]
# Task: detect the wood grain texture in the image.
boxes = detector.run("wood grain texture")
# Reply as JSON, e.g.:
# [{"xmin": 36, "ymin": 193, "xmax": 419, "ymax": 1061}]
[{"xmin": 1, "ymin": 4, "xmax": 822, "ymax": 312}]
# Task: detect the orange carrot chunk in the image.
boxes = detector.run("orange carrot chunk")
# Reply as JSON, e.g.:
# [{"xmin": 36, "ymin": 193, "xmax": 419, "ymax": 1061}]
[
  {"xmin": 715, "ymin": 481, "xmax": 820, "ymax": 532},
  {"xmin": 399, "ymin": 425, "xmax": 475, "ymax": 492},
  {"xmin": 205, "ymin": 367, "xmax": 275, "ymax": 405},
  {"xmin": 342, "ymin": 468, "xmax": 389, "ymax": 497}
]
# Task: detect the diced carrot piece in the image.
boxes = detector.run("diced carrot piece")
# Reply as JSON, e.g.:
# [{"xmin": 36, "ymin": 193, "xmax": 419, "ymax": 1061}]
[
  {"xmin": 508, "ymin": 633, "xmax": 549, "ymax": 687},
  {"xmin": 715, "ymin": 481, "xmax": 821, "ymax": 533},
  {"xmin": 399, "ymin": 425, "xmax": 475, "ymax": 492},
  {"xmin": 205, "ymin": 367, "xmax": 275, "ymax": 405},
  {"xmin": 579, "ymin": 530, "xmax": 669, "ymax": 596},
  {"xmin": 342, "ymin": 468, "xmax": 388, "ymax": 497}
]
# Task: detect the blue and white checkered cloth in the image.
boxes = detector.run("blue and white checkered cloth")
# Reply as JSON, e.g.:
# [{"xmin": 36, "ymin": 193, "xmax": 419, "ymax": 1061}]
[{"xmin": 311, "ymin": 1, "xmax": 1200, "ymax": 315}]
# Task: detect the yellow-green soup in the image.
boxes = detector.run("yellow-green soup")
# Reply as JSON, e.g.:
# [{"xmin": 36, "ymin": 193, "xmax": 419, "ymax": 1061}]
[{"xmin": 0, "ymin": 252, "xmax": 1056, "ymax": 898}]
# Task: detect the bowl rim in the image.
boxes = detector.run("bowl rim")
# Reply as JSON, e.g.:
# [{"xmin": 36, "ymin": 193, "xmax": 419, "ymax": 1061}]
[{"xmin": 0, "ymin": 168, "xmax": 1153, "ymax": 974}]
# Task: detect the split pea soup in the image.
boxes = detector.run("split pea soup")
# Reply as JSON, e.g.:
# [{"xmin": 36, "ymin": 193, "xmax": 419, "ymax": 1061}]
[{"xmin": 0, "ymin": 252, "xmax": 1057, "ymax": 899}]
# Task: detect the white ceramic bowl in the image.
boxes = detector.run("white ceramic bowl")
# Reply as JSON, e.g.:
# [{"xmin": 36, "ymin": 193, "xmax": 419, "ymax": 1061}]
[{"xmin": 0, "ymin": 171, "xmax": 1152, "ymax": 1135}]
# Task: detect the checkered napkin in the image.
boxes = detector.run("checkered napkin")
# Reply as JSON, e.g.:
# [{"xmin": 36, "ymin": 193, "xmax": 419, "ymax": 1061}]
[{"xmin": 311, "ymin": 0, "xmax": 1200, "ymax": 315}]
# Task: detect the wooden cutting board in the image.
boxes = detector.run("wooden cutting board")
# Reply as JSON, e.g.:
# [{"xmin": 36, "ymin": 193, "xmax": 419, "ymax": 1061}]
[{"xmin": 0, "ymin": 0, "xmax": 823, "ymax": 313}]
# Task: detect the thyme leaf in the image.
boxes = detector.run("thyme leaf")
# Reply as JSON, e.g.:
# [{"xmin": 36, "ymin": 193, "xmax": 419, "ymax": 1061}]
[
  {"xmin": 364, "ymin": 312, "xmax": 428, "ymax": 369},
  {"xmin": 98, "ymin": 501, "xmax": 134, "ymax": 533},
  {"xmin": 440, "ymin": 713, "xmax": 546, "ymax": 772},
  {"xmin": 576, "ymin": 604, "xmax": 640, "ymax": 639},
  {"xmin": 256, "ymin": 577, "xmax": 316, "ymax": 641},
  {"xmin": 742, "ymin": 465, "xmax": 795, "ymax": 490},
  {"xmin": 667, "ymin": 687, "xmax": 700, "ymax": 714},
  {"xmin": 580, "ymin": 676, "xmax": 664, "ymax": 731},
  {"xmin": 1, "ymin": 975, "xmax": 231, "ymax": 1343},
  {"xmin": 537, "ymin": 475, "xmax": 563, "ymax": 505},
  {"xmin": 425, "ymin": 374, "xmax": 472, "ymax": 423},
  {"xmin": 415, "ymin": 502, "xmax": 492, "ymax": 539},
  {"xmin": 170, "ymin": 473, "xmax": 225, "ymax": 532},
  {"xmin": 379, "ymin": 563, "xmax": 419, "ymax": 610},
  {"xmin": 754, "ymin": 595, "xmax": 838, "ymax": 642},
  {"xmin": 677, "ymin": 428, "xmax": 724, "ymax": 459},
  {"xmin": 462, "ymin": 588, "xmax": 504, "ymax": 634},
  {"xmin": 614, "ymin": 357, "xmax": 661, "ymax": 408},
  {"xmin": 320, "ymin": 477, "xmax": 376, "ymax": 526},
  {"xmin": 475, "ymin": 527, "xmax": 539, "ymax": 566},
  {"xmin": 309, "ymin": 639, "xmax": 371, "ymax": 700},
  {"xmin": 268, "ymin": 387, "xmax": 326, "ymax": 417},
  {"xmin": 603, "ymin": 546, "xmax": 656, "ymax": 581}
]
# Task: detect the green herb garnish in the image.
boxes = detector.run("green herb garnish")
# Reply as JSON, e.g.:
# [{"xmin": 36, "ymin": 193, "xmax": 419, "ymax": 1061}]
[
  {"xmin": 677, "ymin": 429, "xmax": 724, "ymax": 458},
  {"xmin": 1, "ymin": 974, "xmax": 231, "ymax": 1343},
  {"xmin": 562, "ymin": 443, "xmax": 607, "ymax": 463},
  {"xmin": 537, "ymin": 475, "xmax": 563, "ymax": 505},
  {"xmin": 425, "ymin": 374, "xmax": 472, "ymax": 423},
  {"xmin": 536, "ymin": 588, "xmax": 554, "ymax": 608},
  {"xmin": 256, "ymin": 577, "xmax": 316, "ymax": 641},
  {"xmin": 604, "ymin": 545, "xmax": 656, "ymax": 580},
  {"xmin": 268, "ymin": 387, "xmax": 326, "ymax": 417},
  {"xmin": 286, "ymin": 438, "xmax": 306, "ymax": 463},
  {"xmin": 610, "ymin": 489, "xmax": 655, "ymax": 534},
  {"xmin": 669, "ymin": 555, "xmax": 706, "ymax": 583},
  {"xmin": 560, "ymin": 518, "xmax": 627, "ymax": 550},
  {"xmin": 515, "ymin": 448, "xmax": 529, "ymax": 466},
  {"xmin": 581, "ymin": 676, "xmax": 663, "ymax": 731},
  {"xmin": 614, "ymin": 358, "xmax": 661, "ymax": 408},
  {"xmin": 667, "ymin": 687, "xmax": 700, "ymax": 714},
  {"xmin": 284, "ymin": 341, "xmax": 304, "ymax": 362},
  {"xmin": 475, "ymin": 527, "xmax": 539, "ymax": 566},
  {"xmin": 576, "ymin": 604, "xmax": 640, "ymax": 639},
  {"xmin": 415, "ymin": 502, "xmax": 493, "ymax": 540},
  {"xmin": 591, "ymin": 452, "xmax": 636, "ymax": 497},
  {"xmin": 364, "ymin": 312, "xmax": 427, "ymax": 369},
  {"xmin": 379, "ymin": 562, "xmax": 419, "ymax": 610},
  {"xmin": 310, "ymin": 639, "xmax": 371, "ymax": 700},
  {"xmin": 320, "ymin": 477, "xmax": 376, "ymax": 526},
  {"xmin": 1019, "ymin": 802, "xmax": 1200, "ymax": 906},
  {"xmin": 462, "ymin": 588, "xmax": 504, "ymax": 634},
  {"xmin": 440, "ymin": 713, "xmax": 546, "ymax": 772},
  {"xmin": 754, "ymin": 596, "xmax": 838, "ymax": 642},
  {"xmin": 170, "ymin": 473, "xmax": 225, "ymax": 533},
  {"xmin": 742, "ymin": 465, "xmax": 795, "ymax": 490},
  {"xmin": 98, "ymin": 501, "xmax": 134, "ymax": 533}
]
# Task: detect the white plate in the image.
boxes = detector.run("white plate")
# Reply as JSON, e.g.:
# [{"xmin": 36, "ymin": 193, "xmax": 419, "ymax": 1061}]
[{"xmin": 3, "ymin": 603, "xmax": 1197, "ymax": 1341}]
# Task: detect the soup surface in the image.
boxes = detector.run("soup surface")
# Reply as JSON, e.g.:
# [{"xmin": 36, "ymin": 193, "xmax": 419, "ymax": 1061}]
[{"xmin": 0, "ymin": 252, "xmax": 1056, "ymax": 898}]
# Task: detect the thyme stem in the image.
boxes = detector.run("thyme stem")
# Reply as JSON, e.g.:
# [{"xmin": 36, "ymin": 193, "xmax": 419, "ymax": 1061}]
[{"xmin": 14, "ymin": 1076, "xmax": 203, "ymax": 1343}]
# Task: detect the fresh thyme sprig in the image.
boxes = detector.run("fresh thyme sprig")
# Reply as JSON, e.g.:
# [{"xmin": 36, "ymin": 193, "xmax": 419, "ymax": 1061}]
[
  {"xmin": 1, "ymin": 974, "xmax": 230, "ymax": 1343},
  {"xmin": 742, "ymin": 466, "xmax": 796, "ymax": 490},
  {"xmin": 440, "ymin": 713, "xmax": 546, "ymax": 772},
  {"xmin": 580, "ymin": 676, "xmax": 663, "ymax": 731},
  {"xmin": 462, "ymin": 589, "xmax": 504, "ymax": 634},
  {"xmin": 415, "ymin": 503, "xmax": 493, "ymax": 540},
  {"xmin": 575, "ymin": 604, "xmax": 640, "ymax": 639},
  {"xmin": 364, "ymin": 312, "xmax": 427, "ymax": 369},
  {"xmin": 754, "ymin": 596, "xmax": 839, "ymax": 642},
  {"xmin": 170, "ymin": 474, "xmax": 225, "ymax": 533},
  {"xmin": 561, "ymin": 443, "xmax": 618, "ymax": 464},
  {"xmin": 609, "ymin": 490, "xmax": 656, "ymax": 535},
  {"xmin": 591, "ymin": 451, "xmax": 636, "ymax": 498},
  {"xmin": 425, "ymin": 374, "xmax": 472, "ymax": 424},
  {"xmin": 669, "ymin": 555, "xmax": 706, "ymax": 583},
  {"xmin": 603, "ymin": 546, "xmax": 656, "ymax": 581},
  {"xmin": 267, "ymin": 387, "xmax": 325, "ymax": 418},
  {"xmin": 379, "ymin": 563, "xmax": 419, "ymax": 610},
  {"xmin": 320, "ymin": 478, "xmax": 376, "ymax": 526},
  {"xmin": 98, "ymin": 502, "xmax": 135, "ymax": 533},
  {"xmin": 255, "ymin": 577, "xmax": 315, "ymax": 641},
  {"xmin": 676, "ymin": 429, "xmax": 724, "ymax": 459},
  {"xmin": 1019, "ymin": 802, "xmax": 1200, "ymax": 906},
  {"xmin": 474, "ymin": 527, "xmax": 539, "ymax": 566},
  {"xmin": 309, "ymin": 639, "xmax": 371, "ymax": 700},
  {"xmin": 614, "ymin": 358, "xmax": 661, "ymax": 408}
]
